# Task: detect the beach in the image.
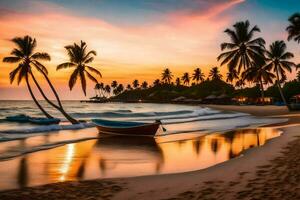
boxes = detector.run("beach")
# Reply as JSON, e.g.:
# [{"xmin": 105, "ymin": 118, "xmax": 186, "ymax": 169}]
[{"xmin": 0, "ymin": 105, "xmax": 300, "ymax": 200}]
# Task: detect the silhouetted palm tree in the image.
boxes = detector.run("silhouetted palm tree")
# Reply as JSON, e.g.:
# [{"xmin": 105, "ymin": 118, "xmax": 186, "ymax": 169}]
[
  {"xmin": 181, "ymin": 72, "xmax": 190, "ymax": 86},
  {"xmin": 126, "ymin": 84, "xmax": 132, "ymax": 90},
  {"xmin": 94, "ymin": 83, "xmax": 101, "ymax": 96},
  {"xmin": 242, "ymin": 61, "xmax": 275, "ymax": 104},
  {"xmin": 209, "ymin": 67, "xmax": 223, "ymax": 80},
  {"xmin": 175, "ymin": 77, "xmax": 181, "ymax": 86},
  {"xmin": 133, "ymin": 80, "xmax": 139, "ymax": 89},
  {"xmin": 218, "ymin": 20, "xmax": 265, "ymax": 75},
  {"xmin": 264, "ymin": 41, "xmax": 297, "ymax": 106},
  {"xmin": 3, "ymin": 36, "xmax": 53, "ymax": 118},
  {"xmin": 4, "ymin": 36, "xmax": 78, "ymax": 123},
  {"xmin": 116, "ymin": 84, "xmax": 124, "ymax": 94},
  {"xmin": 141, "ymin": 81, "xmax": 148, "ymax": 89},
  {"xmin": 111, "ymin": 80, "xmax": 118, "ymax": 89},
  {"xmin": 287, "ymin": 13, "xmax": 300, "ymax": 43},
  {"xmin": 104, "ymin": 85, "xmax": 111, "ymax": 96},
  {"xmin": 297, "ymin": 71, "xmax": 300, "ymax": 82},
  {"xmin": 153, "ymin": 79, "xmax": 160, "ymax": 87},
  {"xmin": 57, "ymin": 41, "xmax": 101, "ymax": 96},
  {"xmin": 226, "ymin": 69, "xmax": 238, "ymax": 83},
  {"xmin": 161, "ymin": 68, "xmax": 173, "ymax": 84},
  {"xmin": 192, "ymin": 68, "xmax": 205, "ymax": 84}
]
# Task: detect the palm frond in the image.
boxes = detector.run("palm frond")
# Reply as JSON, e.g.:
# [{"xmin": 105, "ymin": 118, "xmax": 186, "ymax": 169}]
[
  {"xmin": 57, "ymin": 62, "xmax": 76, "ymax": 70},
  {"xmin": 3, "ymin": 56, "xmax": 21, "ymax": 63},
  {"xmin": 31, "ymin": 52, "xmax": 51, "ymax": 61},
  {"xmin": 86, "ymin": 66, "xmax": 102, "ymax": 77},
  {"xmin": 9, "ymin": 64, "xmax": 23, "ymax": 84},
  {"xmin": 79, "ymin": 70, "xmax": 87, "ymax": 96},
  {"xmin": 31, "ymin": 60, "xmax": 48, "ymax": 75},
  {"xmin": 85, "ymin": 70, "xmax": 98, "ymax": 84},
  {"xmin": 69, "ymin": 68, "xmax": 80, "ymax": 90}
]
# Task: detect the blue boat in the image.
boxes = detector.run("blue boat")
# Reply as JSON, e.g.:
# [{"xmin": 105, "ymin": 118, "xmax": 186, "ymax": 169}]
[{"xmin": 92, "ymin": 119, "xmax": 161, "ymax": 136}]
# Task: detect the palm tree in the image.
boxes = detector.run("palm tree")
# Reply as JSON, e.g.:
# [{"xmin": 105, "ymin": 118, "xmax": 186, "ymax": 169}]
[
  {"xmin": 94, "ymin": 83, "xmax": 101, "ymax": 96},
  {"xmin": 161, "ymin": 68, "xmax": 173, "ymax": 84},
  {"xmin": 242, "ymin": 61, "xmax": 275, "ymax": 104},
  {"xmin": 209, "ymin": 67, "xmax": 223, "ymax": 80},
  {"xmin": 104, "ymin": 85, "xmax": 111, "ymax": 97},
  {"xmin": 218, "ymin": 20, "xmax": 265, "ymax": 75},
  {"xmin": 264, "ymin": 41, "xmax": 297, "ymax": 106},
  {"xmin": 287, "ymin": 13, "xmax": 300, "ymax": 43},
  {"xmin": 181, "ymin": 73, "xmax": 190, "ymax": 86},
  {"xmin": 192, "ymin": 68, "xmax": 205, "ymax": 84},
  {"xmin": 126, "ymin": 84, "xmax": 132, "ymax": 90},
  {"xmin": 57, "ymin": 41, "xmax": 101, "ymax": 96},
  {"xmin": 116, "ymin": 84, "xmax": 124, "ymax": 94},
  {"xmin": 133, "ymin": 80, "xmax": 139, "ymax": 89},
  {"xmin": 111, "ymin": 80, "xmax": 118, "ymax": 89},
  {"xmin": 153, "ymin": 79, "xmax": 160, "ymax": 87},
  {"xmin": 3, "ymin": 36, "xmax": 79, "ymax": 123},
  {"xmin": 141, "ymin": 81, "xmax": 148, "ymax": 89},
  {"xmin": 226, "ymin": 69, "xmax": 238, "ymax": 83},
  {"xmin": 175, "ymin": 77, "xmax": 181, "ymax": 86},
  {"xmin": 297, "ymin": 71, "xmax": 300, "ymax": 82}
]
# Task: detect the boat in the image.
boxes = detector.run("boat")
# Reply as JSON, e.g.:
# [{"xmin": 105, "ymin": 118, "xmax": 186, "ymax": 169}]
[
  {"xmin": 92, "ymin": 119, "xmax": 161, "ymax": 136},
  {"xmin": 28, "ymin": 117, "xmax": 61, "ymax": 125},
  {"xmin": 6, "ymin": 114, "xmax": 31, "ymax": 123}
]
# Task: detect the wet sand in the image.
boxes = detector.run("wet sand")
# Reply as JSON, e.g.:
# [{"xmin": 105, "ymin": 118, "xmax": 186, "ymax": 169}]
[{"xmin": 1, "ymin": 105, "xmax": 300, "ymax": 200}]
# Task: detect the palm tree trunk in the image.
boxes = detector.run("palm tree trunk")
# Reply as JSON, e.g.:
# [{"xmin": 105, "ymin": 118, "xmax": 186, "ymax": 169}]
[
  {"xmin": 259, "ymin": 79, "xmax": 265, "ymax": 105},
  {"xmin": 30, "ymin": 72, "xmax": 79, "ymax": 124},
  {"xmin": 275, "ymin": 68, "xmax": 289, "ymax": 109},
  {"xmin": 25, "ymin": 75, "xmax": 53, "ymax": 119}
]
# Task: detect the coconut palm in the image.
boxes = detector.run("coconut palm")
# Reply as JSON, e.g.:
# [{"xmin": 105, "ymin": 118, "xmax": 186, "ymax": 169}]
[
  {"xmin": 126, "ymin": 84, "xmax": 132, "ymax": 90},
  {"xmin": 94, "ymin": 83, "xmax": 101, "ymax": 96},
  {"xmin": 141, "ymin": 81, "xmax": 148, "ymax": 89},
  {"xmin": 3, "ymin": 36, "xmax": 79, "ymax": 123},
  {"xmin": 161, "ymin": 68, "xmax": 173, "ymax": 84},
  {"xmin": 153, "ymin": 79, "xmax": 160, "ymax": 87},
  {"xmin": 287, "ymin": 13, "xmax": 300, "ymax": 43},
  {"xmin": 264, "ymin": 41, "xmax": 297, "ymax": 106},
  {"xmin": 104, "ymin": 85, "xmax": 111, "ymax": 97},
  {"xmin": 218, "ymin": 20, "xmax": 265, "ymax": 74},
  {"xmin": 181, "ymin": 73, "xmax": 190, "ymax": 86},
  {"xmin": 242, "ymin": 61, "xmax": 276, "ymax": 104},
  {"xmin": 111, "ymin": 80, "xmax": 118, "ymax": 89},
  {"xmin": 209, "ymin": 67, "xmax": 223, "ymax": 80},
  {"xmin": 192, "ymin": 68, "xmax": 205, "ymax": 84},
  {"xmin": 175, "ymin": 77, "xmax": 181, "ymax": 86},
  {"xmin": 57, "ymin": 41, "xmax": 101, "ymax": 96},
  {"xmin": 226, "ymin": 69, "xmax": 238, "ymax": 83},
  {"xmin": 133, "ymin": 80, "xmax": 139, "ymax": 89}
]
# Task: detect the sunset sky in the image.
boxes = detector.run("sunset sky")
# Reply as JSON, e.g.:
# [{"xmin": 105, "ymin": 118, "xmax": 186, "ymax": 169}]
[{"xmin": 0, "ymin": 0, "xmax": 300, "ymax": 100}]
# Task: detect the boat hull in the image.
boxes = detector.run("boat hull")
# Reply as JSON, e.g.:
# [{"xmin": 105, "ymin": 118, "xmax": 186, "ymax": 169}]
[{"xmin": 95, "ymin": 123, "xmax": 160, "ymax": 136}]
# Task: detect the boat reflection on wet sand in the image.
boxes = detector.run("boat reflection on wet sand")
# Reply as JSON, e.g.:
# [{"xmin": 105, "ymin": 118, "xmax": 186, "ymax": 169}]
[{"xmin": 0, "ymin": 127, "xmax": 281, "ymax": 190}]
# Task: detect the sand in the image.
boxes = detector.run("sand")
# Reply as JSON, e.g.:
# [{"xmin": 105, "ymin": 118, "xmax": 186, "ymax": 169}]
[{"xmin": 1, "ymin": 105, "xmax": 300, "ymax": 200}]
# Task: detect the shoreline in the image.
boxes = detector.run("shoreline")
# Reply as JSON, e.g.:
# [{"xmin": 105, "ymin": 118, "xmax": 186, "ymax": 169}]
[{"xmin": 1, "ymin": 105, "xmax": 300, "ymax": 199}]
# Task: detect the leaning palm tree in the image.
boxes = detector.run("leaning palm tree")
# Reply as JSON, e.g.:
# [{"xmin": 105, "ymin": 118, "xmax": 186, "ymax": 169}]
[
  {"xmin": 218, "ymin": 20, "xmax": 265, "ymax": 75},
  {"xmin": 264, "ymin": 41, "xmax": 297, "ymax": 107},
  {"xmin": 133, "ymin": 80, "xmax": 139, "ymax": 89},
  {"xmin": 161, "ymin": 68, "xmax": 173, "ymax": 84},
  {"xmin": 287, "ymin": 13, "xmax": 300, "ymax": 43},
  {"xmin": 57, "ymin": 41, "xmax": 101, "ymax": 96},
  {"xmin": 242, "ymin": 61, "xmax": 276, "ymax": 104},
  {"xmin": 4, "ymin": 36, "xmax": 78, "ymax": 123},
  {"xmin": 181, "ymin": 73, "xmax": 190, "ymax": 86},
  {"xmin": 209, "ymin": 67, "xmax": 223, "ymax": 80},
  {"xmin": 192, "ymin": 68, "xmax": 205, "ymax": 84}
]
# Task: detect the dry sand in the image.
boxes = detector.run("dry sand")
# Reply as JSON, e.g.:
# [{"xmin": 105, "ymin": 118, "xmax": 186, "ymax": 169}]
[{"xmin": 1, "ymin": 105, "xmax": 300, "ymax": 200}]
